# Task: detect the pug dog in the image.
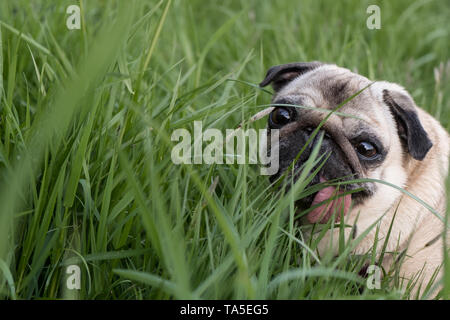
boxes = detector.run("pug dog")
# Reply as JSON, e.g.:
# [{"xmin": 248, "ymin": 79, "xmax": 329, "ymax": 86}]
[{"xmin": 259, "ymin": 62, "xmax": 450, "ymax": 297}]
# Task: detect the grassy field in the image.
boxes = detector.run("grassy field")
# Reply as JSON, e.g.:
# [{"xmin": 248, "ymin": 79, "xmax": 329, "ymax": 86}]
[{"xmin": 0, "ymin": 0, "xmax": 449, "ymax": 299}]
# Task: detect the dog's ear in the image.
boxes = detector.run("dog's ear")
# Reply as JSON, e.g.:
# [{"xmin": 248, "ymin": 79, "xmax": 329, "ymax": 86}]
[
  {"xmin": 382, "ymin": 89, "xmax": 433, "ymax": 161},
  {"xmin": 259, "ymin": 61, "xmax": 323, "ymax": 91}
]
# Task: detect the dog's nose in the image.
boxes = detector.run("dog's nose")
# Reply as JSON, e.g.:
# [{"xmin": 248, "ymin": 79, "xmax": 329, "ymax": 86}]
[
  {"xmin": 306, "ymin": 128, "xmax": 332, "ymax": 152},
  {"xmin": 305, "ymin": 126, "xmax": 314, "ymax": 134},
  {"xmin": 311, "ymin": 129, "xmax": 324, "ymax": 149},
  {"xmin": 305, "ymin": 127, "xmax": 330, "ymax": 137}
]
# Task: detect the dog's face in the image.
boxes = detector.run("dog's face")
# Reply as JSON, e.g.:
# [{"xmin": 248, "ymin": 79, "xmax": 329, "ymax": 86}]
[{"xmin": 260, "ymin": 62, "xmax": 433, "ymax": 224}]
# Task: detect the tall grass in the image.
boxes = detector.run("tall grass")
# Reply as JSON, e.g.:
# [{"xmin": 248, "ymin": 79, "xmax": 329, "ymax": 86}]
[{"xmin": 0, "ymin": 0, "xmax": 448, "ymax": 299}]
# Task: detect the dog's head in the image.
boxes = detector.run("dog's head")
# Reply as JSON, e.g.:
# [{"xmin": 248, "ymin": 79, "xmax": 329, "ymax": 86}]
[{"xmin": 260, "ymin": 62, "xmax": 433, "ymax": 224}]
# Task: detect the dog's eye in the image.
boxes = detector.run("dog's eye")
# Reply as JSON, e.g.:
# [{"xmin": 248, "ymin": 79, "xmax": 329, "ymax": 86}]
[
  {"xmin": 355, "ymin": 141, "xmax": 378, "ymax": 159},
  {"xmin": 269, "ymin": 107, "xmax": 292, "ymax": 127}
]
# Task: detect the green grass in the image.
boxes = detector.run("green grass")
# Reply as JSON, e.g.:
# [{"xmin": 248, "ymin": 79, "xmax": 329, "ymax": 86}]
[{"xmin": 0, "ymin": 0, "xmax": 449, "ymax": 299}]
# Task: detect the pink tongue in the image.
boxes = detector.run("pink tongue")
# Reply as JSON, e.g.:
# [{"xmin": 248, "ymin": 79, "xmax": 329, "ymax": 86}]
[{"xmin": 307, "ymin": 181, "xmax": 351, "ymax": 224}]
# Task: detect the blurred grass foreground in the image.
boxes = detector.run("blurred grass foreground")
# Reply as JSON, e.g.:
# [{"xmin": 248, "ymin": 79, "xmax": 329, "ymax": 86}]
[{"xmin": 0, "ymin": 0, "xmax": 449, "ymax": 299}]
